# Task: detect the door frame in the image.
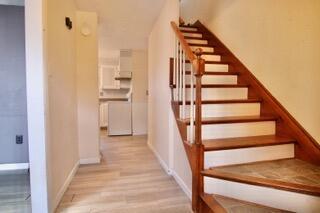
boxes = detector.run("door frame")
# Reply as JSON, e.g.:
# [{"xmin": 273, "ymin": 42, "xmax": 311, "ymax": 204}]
[{"xmin": 25, "ymin": 0, "xmax": 50, "ymax": 212}]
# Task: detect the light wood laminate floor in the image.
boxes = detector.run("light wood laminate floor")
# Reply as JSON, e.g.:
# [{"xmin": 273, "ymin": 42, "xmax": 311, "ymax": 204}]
[
  {"xmin": 0, "ymin": 171, "xmax": 31, "ymax": 213},
  {"xmin": 56, "ymin": 133, "xmax": 192, "ymax": 213}
]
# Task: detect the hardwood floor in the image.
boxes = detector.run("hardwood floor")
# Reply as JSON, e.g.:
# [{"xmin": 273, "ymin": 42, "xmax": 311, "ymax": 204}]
[
  {"xmin": 0, "ymin": 170, "xmax": 31, "ymax": 213},
  {"xmin": 56, "ymin": 132, "xmax": 192, "ymax": 213}
]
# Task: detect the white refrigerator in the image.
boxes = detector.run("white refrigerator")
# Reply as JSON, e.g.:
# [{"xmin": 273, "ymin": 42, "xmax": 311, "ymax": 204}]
[{"xmin": 108, "ymin": 102, "xmax": 132, "ymax": 136}]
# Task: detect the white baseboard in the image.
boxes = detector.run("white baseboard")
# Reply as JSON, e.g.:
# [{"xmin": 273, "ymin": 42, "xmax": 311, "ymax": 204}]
[
  {"xmin": 172, "ymin": 170, "xmax": 192, "ymax": 200},
  {"xmin": 79, "ymin": 157, "xmax": 101, "ymax": 165},
  {"xmin": 0, "ymin": 0, "xmax": 24, "ymax": 6},
  {"xmin": 53, "ymin": 161, "xmax": 79, "ymax": 212},
  {"xmin": 148, "ymin": 141, "xmax": 192, "ymax": 200},
  {"xmin": 147, "ymin": 141, "xmax": 172, "ymax": 175},
  {"xmin": 0, "ymin": 163, "xmax": 29, "ymax": 171}
]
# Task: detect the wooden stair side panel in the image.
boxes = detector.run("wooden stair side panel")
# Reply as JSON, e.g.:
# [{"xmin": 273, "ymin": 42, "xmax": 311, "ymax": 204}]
[{"xmin": 193, "ymin": 21, "xmax": 320, "ymax": 165}]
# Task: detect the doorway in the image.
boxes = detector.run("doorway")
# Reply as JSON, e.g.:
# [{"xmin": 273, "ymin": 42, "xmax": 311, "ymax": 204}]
[{"xmin": 0, "ymin": 4, "xmax": 31, "ymax": 212}]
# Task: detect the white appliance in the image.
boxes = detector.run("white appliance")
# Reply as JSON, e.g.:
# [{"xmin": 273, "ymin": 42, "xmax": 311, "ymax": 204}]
[{"xmin": 108, "ymin": 102, "xmax": 132, "ymax": 136}]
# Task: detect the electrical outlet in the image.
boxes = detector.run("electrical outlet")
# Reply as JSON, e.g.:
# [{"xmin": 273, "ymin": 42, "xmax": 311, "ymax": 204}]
[{"xmin": 16, "ymin": 135, "xmax": 23, "ymax": 144}]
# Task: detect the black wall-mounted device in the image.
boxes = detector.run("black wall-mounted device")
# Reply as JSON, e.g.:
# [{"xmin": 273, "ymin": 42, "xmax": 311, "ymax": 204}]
[
  {"xmin": 65, "ymin": 17, "xmax": 73, "ymax": 30},
  {"xmin": 16, "ymin": 135, "xmax": 23, "ymax": 144}
]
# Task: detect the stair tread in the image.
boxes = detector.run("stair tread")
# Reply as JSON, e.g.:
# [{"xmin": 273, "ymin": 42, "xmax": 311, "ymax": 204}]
[
  {"xmin": 189, "ymin": 43, "xmax": 214, "ymax": 47},
  {"xmin": 203, "ymin": 135, "xmax": 296, "ymax": 151},
  {"xmin": 185, "ymin": 71, "xmax": 239, "ymax": 75},
  {"xmin": 180, "ymin": 25, "xmax": 198, "ymax": 29},
  {"xmin": 180, "ymin": 115, "xmax": 277, "ymax": 125},
  {"xmin": 185, "ymin": 60, "xmax": 229, "ymax": 65},
  {"xmin": 172, "ymin": 84, "xmax": 248, "ymax": 88},
  {"xmin": 181, "ymin": 29, "xmax": 201, "ymax": 34},
  {"xmin": 202, "ymin": 193, "xmax": 292, "ymax": 213},
  {"xmin": 184, "ymin": 36, "xmax": 207, "ymax": 40},
  {"xmin": 178, "ymin": 98, "xmax": 262, "ymax": 105},
  {"xmin": 202, "ymin": 158, "xmax": 320, "ymax": 196}
]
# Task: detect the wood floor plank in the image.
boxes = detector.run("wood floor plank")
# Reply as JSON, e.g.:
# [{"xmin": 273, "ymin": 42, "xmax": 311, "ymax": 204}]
[{"xmin": 56, "ymin": 132, "xmax": 192, "ymax": 213}]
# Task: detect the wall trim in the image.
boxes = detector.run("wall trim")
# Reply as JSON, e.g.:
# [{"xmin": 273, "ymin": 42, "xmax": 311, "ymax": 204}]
[
  {"xmin": 53, "ymin": 161, "xmax": 79, "ymax": 212},
  {"xmin": 0, "ymin": 163, "xmax": 29, "ymax": 171},
  {"xmin": 171, "ymin": 170, "xmax": 192, "ymax": 200},
  {"xmin": 79, "ymin": 157, "xmax": 101, "ymax": 165},
  {"xmin": 148, "ymin": 141, "xmax": 172, "ymax": 175}
]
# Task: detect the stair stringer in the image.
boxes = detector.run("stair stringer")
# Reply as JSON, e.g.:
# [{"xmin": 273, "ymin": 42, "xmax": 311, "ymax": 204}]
[
  {"xmin": 171, "ymin": 100, "xmax": 199, "ymax": 173},
  {"xmin": 193, "ymin": 20, "xmax": 320, "ymax": 165}
]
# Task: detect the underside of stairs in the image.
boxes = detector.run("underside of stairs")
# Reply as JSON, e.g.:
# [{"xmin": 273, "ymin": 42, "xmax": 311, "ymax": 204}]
[{"xmin": 170, "ymin": 21, "xmax": 320, "ymax": 212}]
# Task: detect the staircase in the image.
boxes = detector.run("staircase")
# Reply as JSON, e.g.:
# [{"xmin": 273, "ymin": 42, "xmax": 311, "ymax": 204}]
[{"xmin": 170, "ymin": 21, "xmax": 320, "ymax": 213}]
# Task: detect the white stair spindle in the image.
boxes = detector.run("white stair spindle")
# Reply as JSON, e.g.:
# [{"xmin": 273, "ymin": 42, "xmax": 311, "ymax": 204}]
[
  {"xmin": 179, "ymin": 44, "xmax": 183, "ymax": 102},
  {"xmin": 174, "ymin": 37, "xmax": 178, "ymax": 100},
  {"xmin": 175, "ymin": 40, "xmax": 181, "ymax": 101},
  {"xmin": 190, "ymin": 65, "xmax": 195, "ymax": 143},
  {"xmin": 182, "ymin": 52, "xmax": 186, "ymax": 119}
]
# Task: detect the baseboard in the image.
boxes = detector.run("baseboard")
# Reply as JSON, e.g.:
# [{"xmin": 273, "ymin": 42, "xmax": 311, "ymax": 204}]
[
  {"xmin": 53, "ymin": 161, "xmax": 79, "ymax": 212},
  {"xmin": 79, "ymin": 157, "xmax": 101, "ymax": 165},
  {"xmin": 0, "ymin": 163, "xmax": 29, "ymax": 171},
  {"xmin": 147, "ymin": 141, "xmax": 172, "ymax": 175},
  {"xmin": 172, "ymin": 170, "xmax": 192, "ymax": 200},
  {"xmin": 148, "ymin": 141, "xmax": 192, "ymax": 199},
  {"xmin": 0, "ymin": 0, "xmax": 25, "ymax": 6}
]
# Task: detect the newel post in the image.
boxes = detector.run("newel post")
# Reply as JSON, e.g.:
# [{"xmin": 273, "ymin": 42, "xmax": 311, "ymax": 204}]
[{"xmin": 191, "ymin": 48, "xmax": 205, "ymax": 212}]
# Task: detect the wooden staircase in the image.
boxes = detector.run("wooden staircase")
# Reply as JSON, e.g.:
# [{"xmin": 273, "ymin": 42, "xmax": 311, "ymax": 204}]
[{"xmin": 170, "ymin": 21, "xmax": 320, "ymax": 212}]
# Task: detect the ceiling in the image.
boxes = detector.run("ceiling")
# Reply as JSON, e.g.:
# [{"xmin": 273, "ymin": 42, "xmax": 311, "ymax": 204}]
[{"xmin": 75, "ymin": 0, "xmax": 166, "ymax": 57}]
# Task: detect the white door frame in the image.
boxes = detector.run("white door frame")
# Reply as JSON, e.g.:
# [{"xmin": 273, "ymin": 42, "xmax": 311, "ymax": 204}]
[{"xmin": 25, "ymin": 0, "xmax": 50, "ymax": 212}]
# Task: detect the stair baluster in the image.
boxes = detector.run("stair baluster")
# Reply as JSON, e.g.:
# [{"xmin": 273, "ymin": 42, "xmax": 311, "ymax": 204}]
[{"xmin": 171, "ymin": 21, "xmax": 205, "ymax": 212}]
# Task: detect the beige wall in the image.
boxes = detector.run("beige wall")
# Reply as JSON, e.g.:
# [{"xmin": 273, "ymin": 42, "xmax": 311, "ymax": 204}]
[
  {"xmin": 148, "ymin": 0, "xmax": 192, "ymax": 197},
  {"xmin": 76, "ymin": 11, "xmax": 100, "ymax": 164},
  {"xmin": 181, "ymin": 0, "xmax": 320, "ymax": 143},
  {"xmin": 148, "ymin": 0, "xmax": 179, "ymax": 166},
  {"xmin": 132, "ymin": 50, "xmax": 148, "ymax": 135},
  {"xmin": 46, "ymin": 0, "xmax": 79, "ymax": 209}
]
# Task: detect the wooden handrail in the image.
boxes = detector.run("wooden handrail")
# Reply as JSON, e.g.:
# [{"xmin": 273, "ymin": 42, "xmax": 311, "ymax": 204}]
[{"xmin": 171, "ymin": 21, "xmax": 196, "ymax": 62}]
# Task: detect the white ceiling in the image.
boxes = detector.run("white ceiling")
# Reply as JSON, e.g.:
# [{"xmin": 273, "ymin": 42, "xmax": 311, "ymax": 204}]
[{"xmin": 75, "ymin": 0, "xmax": 166, "ymax": 56}]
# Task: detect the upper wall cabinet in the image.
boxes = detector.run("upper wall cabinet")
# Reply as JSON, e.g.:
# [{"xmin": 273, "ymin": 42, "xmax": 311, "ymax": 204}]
[{"xmin": 119, "ymin": 49, "xmax": 132, "ymax": 72}]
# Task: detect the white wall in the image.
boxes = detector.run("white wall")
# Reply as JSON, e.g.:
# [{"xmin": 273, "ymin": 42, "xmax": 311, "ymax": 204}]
[
  {"xmin": 181, "ymin": 0, "xmax": 320, "ymax": 144},
  {"xmin": 148, "ymin": 0, "xmax": 192, "ymax": 197},
  {"xmin": 148, "ymin": 0, "xmax": 178, "ymax": 167},
  {"xmin": 132, "ymin": 50, "xmax": 148, "ymax": 135},
  {"xmin": 76, "ymin": 11, "xmax": 100, "ymax": 164}
]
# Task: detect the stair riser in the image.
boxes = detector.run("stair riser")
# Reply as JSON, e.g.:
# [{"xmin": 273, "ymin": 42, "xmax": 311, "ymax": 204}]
[
  {"xmin": 202, "ymin": 55, "xmax": 221, "ymax": 62},
  {"xmin": 183, "ymin": 33, "xmax": 202, "ymax": 38},
  {"xmin": 186, "ymin": 63, "xmax": 229, "ymax": 72},
  {"xmin": 180, "ymin": 27, "xmax": 198, "ymax": 32},
  {"xmin": 190, "ymin": 46, "xmax": 214, "ymax": 53},
  {"xmin": 204, "ymin": 144, "xmax": 294, "ymax": 168},
  {"xmin": 180, "ymin": 88, "xmax": 248, "ymax": 101},
  {"xmin": 187, "ymin": 121, "xmax": 275, "ymax": 140},
  {"xmin": 186, "ymin": 39, "xmax": 208, "ymax": 45},
  {"xmin": 204, "ymin": 178, "xmax": 320, "ymax": 213},
  {"xmin": 180, "ymin": 103, "xmax": 260, "ymax": 118},
  {"xmin": 185, "ymin": 75, "xmax": 237, "ymax": 85}
]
